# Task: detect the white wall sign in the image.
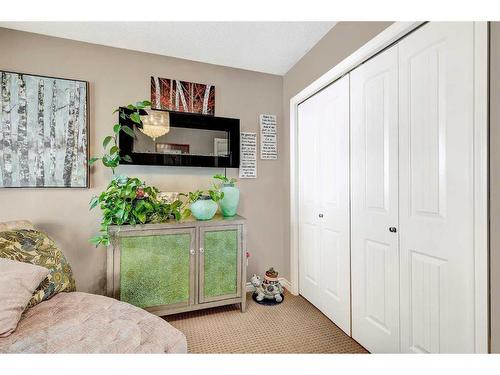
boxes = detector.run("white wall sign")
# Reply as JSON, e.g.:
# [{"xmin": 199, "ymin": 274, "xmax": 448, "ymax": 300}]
[
  {"xmin": 239, "ymin": 132, "xmax": 257, "ymax": 178},
  {"xmin": 260, "ymin": 114, "xmax": 278, "ymax": 160}
]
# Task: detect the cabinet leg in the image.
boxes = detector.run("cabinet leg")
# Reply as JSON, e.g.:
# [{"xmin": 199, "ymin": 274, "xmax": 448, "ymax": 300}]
[{"xmin": 240, "ymin": 298, "xmax": 247, "ymax": 313}]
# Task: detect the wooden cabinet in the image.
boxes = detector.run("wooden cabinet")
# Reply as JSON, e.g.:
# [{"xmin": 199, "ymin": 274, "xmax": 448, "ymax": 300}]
[{"xmin": 107, "ymin": 215, "xmax": 246, "ymax": 316}]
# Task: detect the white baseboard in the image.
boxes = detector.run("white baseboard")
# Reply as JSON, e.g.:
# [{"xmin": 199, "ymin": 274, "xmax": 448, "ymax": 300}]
[
  {"xmin": 245, "ymin": 277, "xmax": 291, "ymax": 293},
  {"xmin": 279, "ymin": 278, "xmax": 292, "ymax": 291}
]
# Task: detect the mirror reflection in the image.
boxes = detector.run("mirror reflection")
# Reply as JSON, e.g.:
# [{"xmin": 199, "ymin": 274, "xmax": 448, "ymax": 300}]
[{"xmin": 132, "ymin": 126, "xmax": 230, "ymax": 157}]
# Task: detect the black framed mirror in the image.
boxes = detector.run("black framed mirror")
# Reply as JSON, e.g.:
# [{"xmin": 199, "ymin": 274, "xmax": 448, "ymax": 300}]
[{"xmin": 118, "ymin": 107, "xmax": 240, "ymax": 168}]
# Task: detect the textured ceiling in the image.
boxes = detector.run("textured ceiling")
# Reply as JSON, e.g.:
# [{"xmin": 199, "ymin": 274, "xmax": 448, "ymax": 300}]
[{"xmin": 0, "ymin": 22, "xmax": 337, "ymax": 75}]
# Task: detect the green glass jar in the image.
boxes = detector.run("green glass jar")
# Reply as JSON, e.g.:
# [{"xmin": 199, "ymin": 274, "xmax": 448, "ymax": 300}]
[
  {"xmin": 219, "ymin": 183, "xmax": 240, "ymax": 217},
  {"xmin": 190, "ymin": 196, "xmax": 218, "ymax": 220}
]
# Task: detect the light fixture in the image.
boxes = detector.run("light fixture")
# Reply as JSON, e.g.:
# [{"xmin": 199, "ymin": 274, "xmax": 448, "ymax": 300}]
[{"xmin": 138, "ymin": 109, "xmax": 170, "ymax": 141}]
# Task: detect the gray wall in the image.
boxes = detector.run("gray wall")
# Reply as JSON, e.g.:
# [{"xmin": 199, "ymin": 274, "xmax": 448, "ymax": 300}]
[
  {"xmin": 0, "ymin": 27, "xmax": 286, "ymax": 294},
  {"xmin": 0, "ymin": 22, "xmax": 396, "ymax": 297}
]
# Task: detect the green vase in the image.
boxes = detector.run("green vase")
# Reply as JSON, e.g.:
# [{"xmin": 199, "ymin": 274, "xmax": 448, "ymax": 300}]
[
  {"xmin": 219, "ymin": 183, "xmax": 240, "ymax": 217},
  {"xmin": 191, "ymin": 196, "xmax": 218, "ymax": 220}
]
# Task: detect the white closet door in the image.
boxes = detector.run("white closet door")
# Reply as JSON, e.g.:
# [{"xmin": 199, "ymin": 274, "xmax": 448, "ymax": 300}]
[
  {"xmin": 350, "ymin": 47, "xmax": 400, "ymax": 353},
  {"xmin": 398, "ymin": 22, "xmax": 475, "ymax": 353},
  {"xmin": 298, "ymin": 93, "xmax": 321, "ymax": 309},
  {"xmin": 298, "ymin": 75, "xmax": 351, "ymax": 335}
]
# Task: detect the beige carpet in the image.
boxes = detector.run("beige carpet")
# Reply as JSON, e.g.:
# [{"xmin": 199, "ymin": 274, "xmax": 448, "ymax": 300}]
[{"xmin": 165, "ymin": 292, "xmax": 368, "ymax": 354}]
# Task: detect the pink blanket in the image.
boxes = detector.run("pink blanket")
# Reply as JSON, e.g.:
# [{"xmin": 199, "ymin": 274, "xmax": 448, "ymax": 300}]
[{"xmin": 0, "ymin": 292, "xmax": 187, "ymax": 353}]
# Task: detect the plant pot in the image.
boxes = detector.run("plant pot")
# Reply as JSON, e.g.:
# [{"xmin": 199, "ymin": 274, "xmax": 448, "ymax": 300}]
[
  {"xmin": 190, "ymin": 196, "xmax": 218, "ymax": 220},
  {"xmin": 219, "ymin": 183, "xmax": 240, "ymax": 217}
]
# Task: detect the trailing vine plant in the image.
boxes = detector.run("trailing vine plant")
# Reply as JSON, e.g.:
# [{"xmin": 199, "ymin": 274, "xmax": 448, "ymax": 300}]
[
  {"xmin": 89, "ymin": 101, "xmax": 149, "ymax": 173},
  {"xmin": 212, "ymin": 173, "xmax": 237, "ymax": 189},
  {"xmin": 88, "ymin": 100, "xmax": 185, "ymax": 246}
]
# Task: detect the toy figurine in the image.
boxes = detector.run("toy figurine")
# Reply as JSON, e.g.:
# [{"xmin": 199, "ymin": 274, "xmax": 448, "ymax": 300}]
[{"xmin": 251, "ymin": 267, "xmax": 284, "ymax": 304}]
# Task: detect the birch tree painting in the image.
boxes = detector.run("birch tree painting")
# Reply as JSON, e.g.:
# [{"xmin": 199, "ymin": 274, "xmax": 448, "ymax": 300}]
[
  {"xmin": 0, "ymin": 71, "xmax": 88, "ymax": 188},
  {"xmin": 151, "ymin": 76, "xmax": 215, "ymax": 115}
]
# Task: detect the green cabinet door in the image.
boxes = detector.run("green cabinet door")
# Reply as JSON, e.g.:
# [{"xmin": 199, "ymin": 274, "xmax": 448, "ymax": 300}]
[
  {"xmin": 199, "ymin": 225, "xmax": 242, "ymax": 303},
  {"xmin": 118, "ymin": 228, "xmax": 195, "ymax": 309}
]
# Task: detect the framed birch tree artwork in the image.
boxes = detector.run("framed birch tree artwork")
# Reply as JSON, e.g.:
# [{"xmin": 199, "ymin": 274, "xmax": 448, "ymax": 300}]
[
  {"xmin": 0, "ymin": 71, "xmax": 89, "ymax": 188},
  {"xmin": 151, "ymin": 76, "xmax": 215, "ymax": 115}
]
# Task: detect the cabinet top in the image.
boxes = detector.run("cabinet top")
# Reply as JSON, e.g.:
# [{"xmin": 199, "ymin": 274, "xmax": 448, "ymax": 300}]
[{"xmin": 108, "ymin": 214, "xmax": 246, "ymax": 233}]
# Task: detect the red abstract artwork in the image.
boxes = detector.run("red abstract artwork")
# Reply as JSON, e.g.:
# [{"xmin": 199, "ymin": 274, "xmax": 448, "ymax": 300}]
[{"xmin": 151, "ymin": 76, "xmax": 215, "ymax": 115}]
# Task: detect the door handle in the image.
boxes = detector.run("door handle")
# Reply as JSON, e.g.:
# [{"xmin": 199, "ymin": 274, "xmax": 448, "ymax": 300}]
[
  {"xmin": 199, "ymin": 247, "xmax": 205, "ymax": 254},
  {"xmin": 389, "ymin": 227, "xmax": 397, "ymax": 233},
  {"xmin": 190, "ymin": 249, "xmax": 195, "ymax": 255}
]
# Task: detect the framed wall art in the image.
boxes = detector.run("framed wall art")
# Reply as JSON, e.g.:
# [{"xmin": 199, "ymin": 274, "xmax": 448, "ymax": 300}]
[
  {"xmin": 151, "ymin": 76, "xmax": 215, "ymax": 115},
  {"xmin": 0, "ymin": 70, "xmax": 89, "ymax": 188}
]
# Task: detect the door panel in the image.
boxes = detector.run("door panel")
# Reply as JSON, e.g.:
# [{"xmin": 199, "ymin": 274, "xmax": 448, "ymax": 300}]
[
  {"xmin": 398, "ymin": 22, "xmax": 475, "ymax": 353},
  {"xmin": 298, "ymin": 75, "xmax": 351, "ymax": 335},
  {"xmin": 298, "ymin": 96, "xmax": 321, "ymax": 308},
  {"xmin": 199, "ymin": 226, "xmax": 241, "ymax": 303},
  {"xmin": 321, "ymin": 228, "xmax": 341, "ymax": 301},
  {"xmin": 318, "ymin": 76, "xmax": 351, "ymax": 334},
  {"xmin": 350, "ymin": 47, "xmax": 400, "ymax": 352},
  {"xmin": 119, "ymin": 228, "xmax": 196, "ymax": 309}
]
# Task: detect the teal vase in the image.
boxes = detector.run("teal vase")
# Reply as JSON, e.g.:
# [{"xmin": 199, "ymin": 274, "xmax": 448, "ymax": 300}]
[
  {"xmin": 219, "ymin": 183, "xmax": 240, "ymax": 217},
  {"xmin": 191, "ymin": 196, "xmax": 218, "ymax": 220}
]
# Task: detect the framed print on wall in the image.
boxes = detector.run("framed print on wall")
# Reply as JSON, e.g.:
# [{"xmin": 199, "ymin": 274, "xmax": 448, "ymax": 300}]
[
  {"xmin": 0, "ymin": 70, "xmax": 89, "ymax": 188},
  {"xmin": 151, "ymin": 76, "xmax": 215, "ymax": 115}
]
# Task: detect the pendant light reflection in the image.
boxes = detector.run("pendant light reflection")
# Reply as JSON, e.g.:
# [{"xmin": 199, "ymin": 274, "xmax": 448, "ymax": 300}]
[{"xmin": 139, "ymin": 109, "xmax": 170, "ymax": 141}]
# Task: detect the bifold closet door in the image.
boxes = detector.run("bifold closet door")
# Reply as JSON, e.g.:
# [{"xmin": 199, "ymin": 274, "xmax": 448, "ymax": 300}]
[
  {"xmin": 398, "ymin": 22, "xmax": 475, "ymax": 353},
  {"xmin": 350, "ymin": 47, "xmax": 400, "ymax": 353},
  {"xmin": 297, "ymin": 75, "xmax": 351, "ymax": 335}
]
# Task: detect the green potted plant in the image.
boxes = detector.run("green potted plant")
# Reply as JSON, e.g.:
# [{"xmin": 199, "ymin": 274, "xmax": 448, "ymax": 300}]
[
  {"xmin": 88, "ymin": 100, "xmax": 185, "ymax": 246},
  {"xmin": 213, "ymin": 174, "xmax": 239, "ymax": 217},
  {"xmin": 186, "ymin": 189, "xmax": 224, "ymax": 221}
]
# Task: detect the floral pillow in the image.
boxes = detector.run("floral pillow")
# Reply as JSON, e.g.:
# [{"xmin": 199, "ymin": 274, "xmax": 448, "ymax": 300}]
[{"xmin": 0, "ymin": 229, "xmax": 76, "ymax": 307}]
